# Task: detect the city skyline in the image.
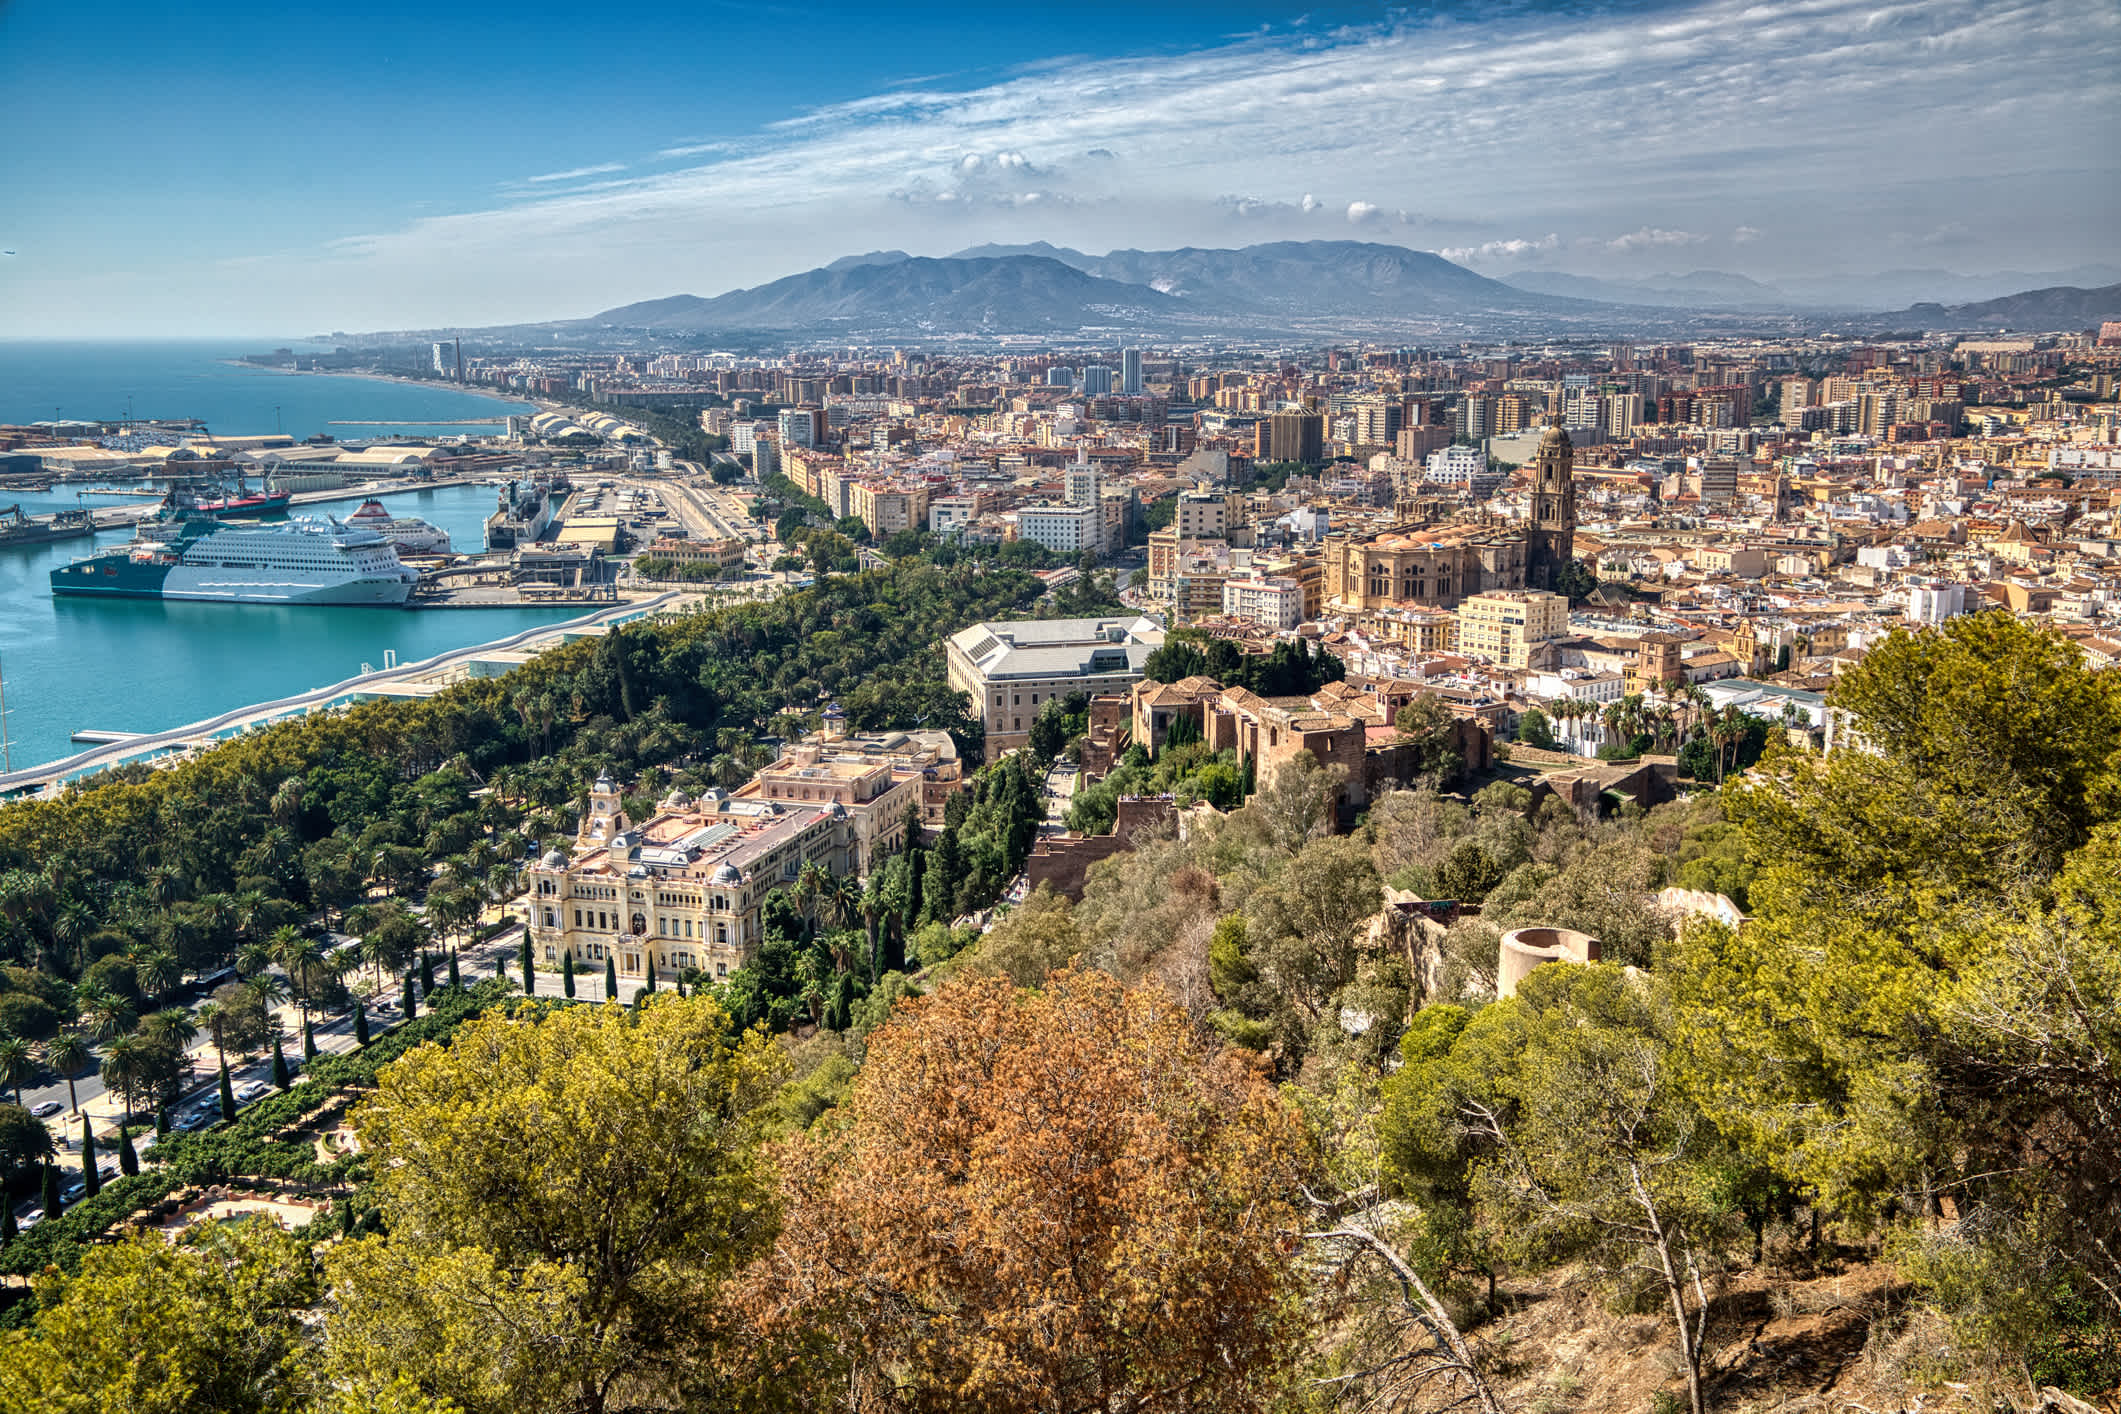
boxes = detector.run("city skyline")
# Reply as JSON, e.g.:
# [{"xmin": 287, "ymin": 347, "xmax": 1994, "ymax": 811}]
[{"xmin": 1, "ymin": 0, "xmax": 2115, "ymax": 338}]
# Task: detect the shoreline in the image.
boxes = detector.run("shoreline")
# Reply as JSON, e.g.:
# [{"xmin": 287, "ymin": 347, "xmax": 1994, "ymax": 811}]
[
  {"xmin": 0, "ymin": 592, "xmax": 688, "ymax": 792},
  {"xmin": 215, "ymin": 359, "xmax": 532, "ymax": 424}
]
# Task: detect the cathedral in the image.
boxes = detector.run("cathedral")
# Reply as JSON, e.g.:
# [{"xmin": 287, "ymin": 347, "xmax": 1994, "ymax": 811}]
[{"xmin": 1323, "ymin": 415, "xmax": 1577, "ymax": 613}]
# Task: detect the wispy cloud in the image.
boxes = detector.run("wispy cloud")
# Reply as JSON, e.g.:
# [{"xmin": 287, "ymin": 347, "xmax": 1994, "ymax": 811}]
[
  {"xmin": 524, "ymin": 163, "xmax": 627, "ymax": 184},
  {"xmin": 19, "ymin": 0, "xmax": 2115, "ymax": 332},
  {"xmin": 1442, "ymin": 235, "xmax": 1561, "ymax": 265}
]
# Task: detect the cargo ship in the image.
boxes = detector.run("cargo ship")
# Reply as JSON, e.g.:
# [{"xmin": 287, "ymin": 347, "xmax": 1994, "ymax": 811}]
[
  {"xmin": 193, "ymin": 473, "xmax": 292, "ymax": 518},
  {"xmin": 51, "ymin": 512, "xmax": 419, "ymax": 605},
  {"xmin": 0, "ymin": 505, "xmax": 96, "ymax": 551}
]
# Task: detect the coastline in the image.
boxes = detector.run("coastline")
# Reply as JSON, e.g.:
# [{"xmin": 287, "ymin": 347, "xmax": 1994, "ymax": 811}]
[{"xmin": 215, "ymin": 359, "xmax": 533, "ymax": 421}]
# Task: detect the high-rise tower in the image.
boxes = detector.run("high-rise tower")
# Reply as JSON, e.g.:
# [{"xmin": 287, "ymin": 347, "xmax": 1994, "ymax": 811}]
[{"xmin": 1525, "ymin": 415, "xmax": 1576, "ymax": 593}]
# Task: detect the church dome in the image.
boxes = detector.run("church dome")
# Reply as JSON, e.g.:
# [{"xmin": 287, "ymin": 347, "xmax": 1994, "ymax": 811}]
[
  {"xmin": 711, "ymin": 862, "xmax": 743, "ymax": 886},
  {"xmin": 540, "ymin": 848, "xmax": 569, "ymax": 870},
  {"xmin": 1540, "ymin": 416, "xmax": 1572, "ymax": 446},
  {"xmin": 662, "ymin": 788, "xmax": 691, "ymax": 811},
  {"xmin": 594, "ymin": 771, "xmax": 616, "ymax": 794}
]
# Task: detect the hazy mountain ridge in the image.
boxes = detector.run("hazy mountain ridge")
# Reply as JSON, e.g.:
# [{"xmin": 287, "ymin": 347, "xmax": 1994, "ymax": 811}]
[
  {"xmin": 545, "ymin": 242, "xmax": 2121, "ymax": 339},
  {"xmin": 587, "ymin": 255, "xmax": 1186, "ymax": 332}
]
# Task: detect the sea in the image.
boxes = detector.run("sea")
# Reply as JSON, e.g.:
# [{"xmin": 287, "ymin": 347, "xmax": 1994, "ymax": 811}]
[{"xmin": 0, "ymin": 343, "xmax": 586, "ymax": 775}]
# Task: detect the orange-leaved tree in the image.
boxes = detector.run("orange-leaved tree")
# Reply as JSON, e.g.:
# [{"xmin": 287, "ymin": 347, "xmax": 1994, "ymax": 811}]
[{"xmin": 735, "ymin": 965, "xmax": 1313, "ymax": 1412}]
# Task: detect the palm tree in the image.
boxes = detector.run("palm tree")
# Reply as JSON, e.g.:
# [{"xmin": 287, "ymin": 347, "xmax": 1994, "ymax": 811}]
[
  {"xmin": 73, "ymin": 980, "xmax": 135, "ymax": 1042},
  {"xmin": 193, "ymin": 1001, "xmax": 228, "ymax": 1069},
  {"xmin": 791, "ymin": 860, "xmax": 833, "ymax": 934},
  {"xmin": 270, "ymin": 777, "xmax": 305, "ymax": 830},
  {"xmin": 269, "ymin": 925, "xmax": 328, "ymax": 1028},
  {"xmin": 51, "ymin": 902, "xmax": 94, "ymax": 964},
  {"xmin": 0, "ymin": 1035, "xmax": 35, "ymax": 1107},
  {"xmin": 142, "ymin": 1006, "xmax": 200, "ymax": 1054},
  {"xmin": 243, "ymin": 971, "xmax": 291, "ymax": 1022},
  {"xmin": 132, "ymin": 949, "xmax": 180, "ymax": 1005},
  {"xmin": 47, "ymin": 1031, "xmax": 90, "ymax": 1116},
  {"xmin": 100, "ymin": 1034, "xmax": 144, "ymax": 1121}
]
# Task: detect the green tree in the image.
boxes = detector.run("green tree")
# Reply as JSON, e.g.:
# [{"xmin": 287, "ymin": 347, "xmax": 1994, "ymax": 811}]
[
  {"xmin": 605, "ymin": 953, "xmax": 618, "ymax": 1002},
  {"xmin": 271, "ymin": 1034, "xmax": 290, "ymax": 1091},
  {"xmin": 0, "ymin": 1102, "xmax": 54, "ymax": 1175},
  {"xmin": 518, "ymin": 935, "xmax": 534, "ymax": 996},
  {"xmin": 119, "ymin": 1122, "xmax": 140, "ymax": 1177},
  {"xmin": 80, "ymin": 1116, "xmax": 101, "ymax": 1198},
  {"xmin": 1516, "ymin": 705, "xmax": 1556, "ymax": 751},
  {"xmin": 325, "ymin": 994, "xmax": 783, "ymax": 1414},
  {"xmin": 219, "ymin": 1058, "xmax": 237, "ymax": 1123},
  {"xmin": 354, "ymin": 1002, "xmax": 370, "ymax": 1046},
  {"xmin": 0, "ymin": 1033, "xmax": 35, "ymax": 1107},
  {"xmin": 0, "ymin": 1226, "xmax": 342, "ymax": 1414}
]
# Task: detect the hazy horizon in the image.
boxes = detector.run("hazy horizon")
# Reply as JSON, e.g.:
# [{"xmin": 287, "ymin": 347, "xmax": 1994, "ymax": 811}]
[{"xmin": 3, "ymin": 0, "xmax": 2115, "ymax": 340}]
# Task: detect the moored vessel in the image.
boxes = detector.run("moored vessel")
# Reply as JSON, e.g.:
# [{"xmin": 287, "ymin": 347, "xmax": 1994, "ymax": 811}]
[
  {"xmin": 51, "ymin": 509, "xmax": 419, "ymax": 606},
  {"xmin": 346, "ymin": 498, "xmax": 452, "ymax": 554}
]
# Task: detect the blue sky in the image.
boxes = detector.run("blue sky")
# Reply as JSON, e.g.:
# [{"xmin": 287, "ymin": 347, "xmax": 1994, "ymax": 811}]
[{"xmin": 1, "ymin": 0, "xmax": 2114, "ymax": 336}]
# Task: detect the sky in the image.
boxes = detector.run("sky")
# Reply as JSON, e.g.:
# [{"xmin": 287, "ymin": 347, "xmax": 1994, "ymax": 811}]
[{"xmin": 1, "ymin": 0, "xmax": 2115, "ymax": 337}]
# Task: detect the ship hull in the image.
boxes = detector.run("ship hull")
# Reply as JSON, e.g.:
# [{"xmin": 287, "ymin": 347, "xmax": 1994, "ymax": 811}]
[
  {"xmin": 51, "ymin": 556, "xmax": 415, "ymax": 606},
  {"xmin": 0, "ymin": 523, "xmax": 96, "ymax": 551}
]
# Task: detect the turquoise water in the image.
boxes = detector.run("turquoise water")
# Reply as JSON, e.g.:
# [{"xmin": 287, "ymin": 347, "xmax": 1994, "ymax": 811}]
[
  {"xmin": 0, "ymin": 341, "xmax": 531, "ymax": 438},
  {"xmin": 0, "ymin": 482, "xmax": 581, "ymax": 773},
  {"xmin": 0, "ymin": 342, "xmax": 596, "ymax": 772}
]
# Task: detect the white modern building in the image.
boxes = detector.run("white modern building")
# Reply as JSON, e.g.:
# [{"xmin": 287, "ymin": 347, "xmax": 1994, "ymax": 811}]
[
  {"xmin": 1221, "ymin": 577, "xmax": 1304, "ymax": 630},
  {"xmin": 1017, "ymin": 502, "xmax": 1105, "ymax": 556},
  {"xmin": 945, "ymin": 615, "xmax": 1166, "ymax": 753}
]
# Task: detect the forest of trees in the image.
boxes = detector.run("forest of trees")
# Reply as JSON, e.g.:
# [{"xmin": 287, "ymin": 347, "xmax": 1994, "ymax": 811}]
[{"xmin": 0, "ymin": 606, "xmax": 2114, "ymax": 1411}]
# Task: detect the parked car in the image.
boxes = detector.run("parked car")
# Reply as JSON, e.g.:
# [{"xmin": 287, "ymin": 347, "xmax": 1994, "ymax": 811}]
[
  {"xmin": 234, "ymin": 1081, "xmax": 271, "ymax": 1102},
  {"xmin": 61, "ymin": 1180, "xmax": 84, "ymax": 1203},
  {"xmin": 30, "ymin": 1100, "xmax": 62, "ymax": 1118},
  {"xmin": 20, "ymin": 1207, "xmax": 43, "ymax": 1230}
]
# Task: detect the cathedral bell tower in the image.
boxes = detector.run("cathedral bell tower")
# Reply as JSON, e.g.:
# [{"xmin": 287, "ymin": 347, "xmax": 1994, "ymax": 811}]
[{"xmin": 1525, "ymin": 415, "xmax": 1576, "ymax": 592}]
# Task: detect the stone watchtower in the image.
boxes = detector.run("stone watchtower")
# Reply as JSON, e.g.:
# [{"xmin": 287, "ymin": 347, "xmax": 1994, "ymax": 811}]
[{"xmin": 1525, "ymin": 416, "xmax": 1576, "ymax": 593}]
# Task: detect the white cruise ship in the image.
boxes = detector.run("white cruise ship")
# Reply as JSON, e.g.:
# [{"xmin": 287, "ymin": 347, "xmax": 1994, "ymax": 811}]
[
  {"xmin": 347, "ymin": 498, "xmax": 453, "ymax": 555},
  {"xmin": 52, "ymin": 514, "xmax": 422, "ymax": 606}
]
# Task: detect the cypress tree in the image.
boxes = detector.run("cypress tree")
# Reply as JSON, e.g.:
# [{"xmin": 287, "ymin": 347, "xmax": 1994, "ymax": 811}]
[
  {"xmin": 42, "ymin": 1162, "xmax": 60, "ymax": 1216},
  {"xmin": 562, "ymin": 952, "xmax": 576, "ymax": 999},
  {"xmin": 219, "ymin": 1059, "xmax": 236, "ymax": 1123},
  {"xmin": 155, "ymin": 1105, "xmax": 169, "ymax": 1138},
  {"xmin": 494, "ymin": 957, "xmax": 505, "ymax": 980},
  {"xmin": 520, "ymin": 934, "xmax": 535, "ymax": 996},
  {"xmin": 119, "ymin": 1125, "xmax": 139, "ymax": 1177},
  {"xmin": 303, "ymin": 1017, "xmax": 319, "ymax": 1061},
  {"xmin": 272, "ymin": 1034, "xmax": 291, "ymax": 1090},
  {"xmin": 80, "ymin": 1119, "xmax": 100, "ymax": 1198},
  {"xmin": 339, "ymin": 1198, "xmax": 357, "ymax": 1236},
  {"xmin": 676, "ymin": 974, "xmax": 687, "ymax": 998},
  {"xmin": 2, "ymin": 1203, "xmax": 17, "ymax": 1243},
  {"xmin": 403, "ymin": 970, "xmax": 418, "ymax": 1020},
  {"xmin": 606, "ymin": 953, "xmax": 619, "ymax": 1002},
  {"xmin": 643, "ymin": 963, "xmax": 656, "ymax": 994},
  {"xmin": 448, "ymin": 948, "xmax": 461, "ymax": 990},
  {"xmin": 354, "ymin": 1001, "xmax": 370, "ymax": 1046},
  {"xmin": 420, "ymin": 952, "xmax": 435, "ymax": 997}
]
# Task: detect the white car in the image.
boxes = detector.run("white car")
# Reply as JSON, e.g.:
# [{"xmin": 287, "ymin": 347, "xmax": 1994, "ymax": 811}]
[
  {"xmin": 20, "ymin": 1208, "xmax": 43, "ymax": 1230},
  {"xmin": 234, "ymin": 1081, "xmax": 272, "ymax": 1102},
  {"xmin": 30, "ymin": 1100, "xmax": 62, "ymax": 1118}
]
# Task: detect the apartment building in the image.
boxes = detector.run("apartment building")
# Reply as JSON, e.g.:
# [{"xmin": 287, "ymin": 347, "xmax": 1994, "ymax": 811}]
[{"xmin": 1457, "ymin": 590, "xmax": 1569, "ymax": 668}]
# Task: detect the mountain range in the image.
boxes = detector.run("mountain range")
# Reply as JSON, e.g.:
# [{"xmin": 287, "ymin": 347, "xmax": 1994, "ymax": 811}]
[{"xmin": 545, "ymin": 241, "xmax": 2121, "ymax": 340}]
